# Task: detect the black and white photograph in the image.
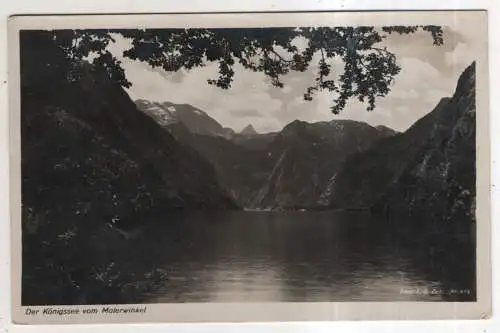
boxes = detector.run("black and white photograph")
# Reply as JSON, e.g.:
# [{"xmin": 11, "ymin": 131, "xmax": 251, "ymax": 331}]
[{"xmin": 9, "ymin": 11, "xmax": 490, "ymax": 323}]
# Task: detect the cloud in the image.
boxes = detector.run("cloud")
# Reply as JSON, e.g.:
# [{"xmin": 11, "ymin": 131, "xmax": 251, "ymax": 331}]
[
  {"xmin": 445, "ymin": 42, "xmax": 477, "ymax": 71},
  {"xmin": 106, "ymin": 27, "xmax": 475, "ymax": 133},
  {"xmin": 396, "ymin": 57, "xmax": 441, "ymax": 86},
  {"xmin": 229, "ymin": 109, "xmax": 264, "ymax": 118},
  {"xmin": 423, "ymin": 89, "xmax": 452, "ymax": 105},
  {"xmin": 395, "ymin": 88, "xmax": 419, "ymax": 100},
  {"xmin": 110, "ymin": 47, "xmax": 287, "ymax": 132}
]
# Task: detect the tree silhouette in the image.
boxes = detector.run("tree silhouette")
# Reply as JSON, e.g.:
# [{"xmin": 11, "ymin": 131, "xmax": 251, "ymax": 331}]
[{"xmin": 21, "ymin": 26, "xmax": 443, "ymax": 114}]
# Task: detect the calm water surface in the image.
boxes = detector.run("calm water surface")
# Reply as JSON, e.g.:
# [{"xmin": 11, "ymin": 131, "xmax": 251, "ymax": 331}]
[{"xmin": 135, "ymin": 210, "xmax": 468, "ymax": 302}]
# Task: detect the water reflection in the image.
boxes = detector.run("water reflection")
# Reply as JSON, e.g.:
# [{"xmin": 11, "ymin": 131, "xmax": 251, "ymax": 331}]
[{"xmin": 134, "ymin": 210, "xmax": 472, "ymax": 303}]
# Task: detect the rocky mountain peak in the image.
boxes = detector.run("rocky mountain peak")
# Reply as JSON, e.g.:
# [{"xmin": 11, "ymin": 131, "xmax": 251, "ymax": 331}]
[
  {"xmin": 240, "ymin": 124, "xmax": 258, "ymax": 135},
  {"xmin": 135, "ymin": 99, "xmax": 229, "ymax": 137}
]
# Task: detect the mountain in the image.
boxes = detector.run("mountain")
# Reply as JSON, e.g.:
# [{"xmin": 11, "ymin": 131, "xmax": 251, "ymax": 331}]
[
  {"xmin": 249, "ymin": 120, "xmax": 397, "ymax": 209},
  {"xmin": 231, "ymin": 132, "xmax": 278, "ymax": 150},
  {"xmin": 23, "ymin": 70, "xmax": 237, "ymax": 220},
  {"xmin": 158, "ymin": 121, "xmax": 272, "ymax": 206},
  {"xmin": 330, "ymin": 62, "xmax": 476, "ymax": 231},
  {"xmin": 135, "ymin": 99, "xmax": 234, "ymax": 138},
  {"xmin": 240, "ymin": 124, "xmax": 258, "ymax": 135},
  {"xmin": 135, "ymin": 99, "xmax": 278, "ymax": 150},
  {"xmin": 180, "ymin": 133, "xmax": 273, "ymax": 207},
  {"xmin": 146, "ymin": 105, "xmax": 395, "ymax": 209},
  {"xmin": 134, "ymin": 100, "xmax": 277, "ymax": 207},
  {"xmin": 375, "ymin": 62, "xmax": 476, "ymax": 227},
  {"xmin": 326, "ymin": 63, "xmax": 477, "ymax": 295},
  {"xmin": 326, "ymin": 97, "xmax": 451, "ymax": 209},
  {"xmin": 21, "ymin": 61, "xmax": 237, "ymax": 304},
  {"xmin": 375, "ymin": 125, "xmax": 399, "ymax": 137}
]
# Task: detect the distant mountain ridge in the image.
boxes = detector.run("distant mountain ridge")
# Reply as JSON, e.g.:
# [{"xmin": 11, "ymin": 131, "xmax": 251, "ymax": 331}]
[
  {"xmin": 250, "ymin": 119, "xmax": 397, "ymax": 209},
  {"xmin": 135, "ymin": 99, "xmax": 235, "ymax": 138},
  {"xmin": 135, "ymin": 79, "xmax": 476, "ymax": 214},
  {"xmin": 135, "ymin": 98, "xmax": 398, "ymax": 209}
]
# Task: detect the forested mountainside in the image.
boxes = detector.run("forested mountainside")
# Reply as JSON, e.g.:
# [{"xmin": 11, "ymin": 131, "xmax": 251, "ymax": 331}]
[
  {"xmin": 327, "ymin": 97, "xmax": 452, "ymax": 209},
  {"xmin": 324, "ymin": 62, "xmax": 477, "ymax": 296},
  {"xmin": 374, "ymin": 62, "xmax": 476, "ymax": 228},
  {"xmin": 21, "ymin": 41, "xmax": 237, "ymax": 303},
  {"xmin": 329, "ymin": 62, "xmax": 476, "ymax": 225}
]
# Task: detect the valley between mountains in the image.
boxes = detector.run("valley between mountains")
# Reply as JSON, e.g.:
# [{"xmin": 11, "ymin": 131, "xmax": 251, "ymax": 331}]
[
  {"xmin": 135, "ymin": 100, "xmax": 397, "ymax": 210},
  {"xmin": 135, "ymin": 60, "xmax": 475, "ymax": 221}
]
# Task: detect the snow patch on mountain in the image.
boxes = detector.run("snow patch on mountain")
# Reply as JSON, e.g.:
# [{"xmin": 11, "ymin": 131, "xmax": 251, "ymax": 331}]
[{"xmin": 135, "ymin": 99, "xmax": 234, "ymax": 138}]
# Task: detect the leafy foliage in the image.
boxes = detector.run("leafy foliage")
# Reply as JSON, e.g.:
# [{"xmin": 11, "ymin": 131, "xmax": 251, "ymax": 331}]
[{"xmin": 21, "ymin": 25, "xmax": 443, "ymax": 113}]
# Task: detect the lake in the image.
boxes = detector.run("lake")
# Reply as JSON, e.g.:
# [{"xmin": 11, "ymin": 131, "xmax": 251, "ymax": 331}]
[{"xmin": 129, "ymin": 210, "xmax": 474, "ymax": 303}]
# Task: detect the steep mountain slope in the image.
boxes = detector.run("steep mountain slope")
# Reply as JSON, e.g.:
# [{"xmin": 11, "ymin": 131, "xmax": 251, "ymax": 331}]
[
  {"xmin": 21, "ymin": 62, "xmax": 237, "ymax": 305},
  {"xmin": 327, "ymin": 98, "xmax": 451, "ymax": 208},
  {"xmin": 163, "ymin": 125, "xmax": 274, "ymax": 207},
  {"xmin": 135, "ymin": 99, "xmax": 234, "ymax": 138},
  {"xmin": 189, "ymin": 135, "xmax": 273, "ymax": 206},
  {"xmin": 328, "ymin": 63, "xmax": 477, "ymax": 297},
  {"xmin": 329, "ymin": 62, "xmax": 476, "ymax": 219},
  {"xmin": 135, "ymin": 102, "xmax": 276, "ymax": 207},
  {"xmin": 250, "ymin": 120, "xmax": 397, "ymax": 209},
  {"xmin": 382, "ymin": 63, "xmax": 477, "ymax": 296},
  {"xmin": 374, "ymin": 62, "xmax": 476, "ymax": 227},
  {"xmin": 23, "ymin": 70, "xmax": 237, "ymax": 217}
]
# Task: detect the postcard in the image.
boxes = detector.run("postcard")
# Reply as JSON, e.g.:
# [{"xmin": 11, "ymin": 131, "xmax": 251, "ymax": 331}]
[{"xmin": 8, "ymin": 10, "xmax": 490, "ymax": 324}]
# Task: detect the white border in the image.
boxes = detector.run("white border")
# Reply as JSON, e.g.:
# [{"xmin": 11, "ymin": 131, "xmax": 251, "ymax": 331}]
[{"xmin": 1, "ymin": 1, "xmax": 499, "ymax": 333}]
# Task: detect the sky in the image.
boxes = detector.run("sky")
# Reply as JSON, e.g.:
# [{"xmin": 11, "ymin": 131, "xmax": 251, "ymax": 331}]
[{"xmin": 107, "ymin": 25, "xmax": 481, "ymax": 133}]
